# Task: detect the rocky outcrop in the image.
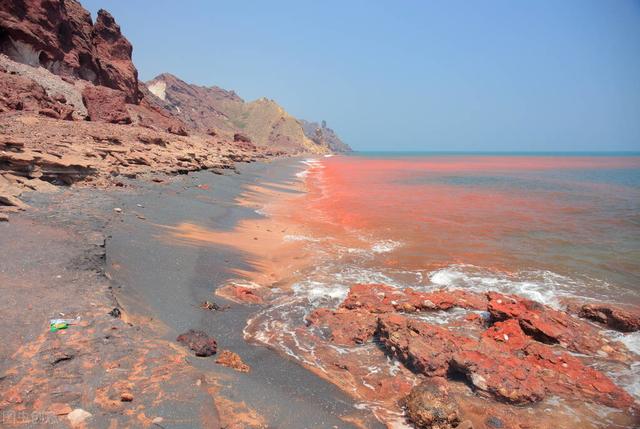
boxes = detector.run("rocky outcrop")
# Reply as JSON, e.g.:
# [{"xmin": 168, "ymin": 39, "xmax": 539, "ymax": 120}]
[
  {"xmin": 0, "ymin": 0, "xmax": 140, "ymax": 102},
  {"xmin": 307, "ymin": 284, "xmax": 638, "ymax": 420},
  {"xmin": 1, "ymin": 1, "xmax": 339, "ymax": 155},
  {"xmin": 301, "ymin": 119, "xmax": 352, "ymax": 153},
  {"xmin": 486, "ymin": 292, "xmax": 625, "ymax": 357},
  {"xmin": 234, "ymin": 133, "xmax": 251, "ymax": 143},
  {"xmin": 0, "ymin": 113, "xmax": 261, "ymax": 213},
  {"xmin": 90, "ymin": 9, "xmax": 139, "ymax": 102},
  {"xmin": 0, "ymin": 137, "xmax": 96, "ymax": 186}
]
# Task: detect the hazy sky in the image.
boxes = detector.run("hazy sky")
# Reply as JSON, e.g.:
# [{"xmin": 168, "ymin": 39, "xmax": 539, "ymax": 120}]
[{"xmin": 82, "ymin": 0, "xmax": 640, "ymax": 152}]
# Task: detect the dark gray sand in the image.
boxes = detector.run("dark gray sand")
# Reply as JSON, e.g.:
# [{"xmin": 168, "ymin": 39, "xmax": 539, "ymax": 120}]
[{"xmin": 105, "ymin": 158, "xmax": 384, "ymax": 428}]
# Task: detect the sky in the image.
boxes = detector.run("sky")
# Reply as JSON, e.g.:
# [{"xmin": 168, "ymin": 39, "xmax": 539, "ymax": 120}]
[{"xmin": 81, "ymin": 0, "xmax": 640, "ymax": 152}]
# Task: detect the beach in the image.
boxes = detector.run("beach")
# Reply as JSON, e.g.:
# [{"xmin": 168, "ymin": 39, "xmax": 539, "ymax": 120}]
[{"xmin": 2, "ymin": 1, "xmax": 638, "ymax": 427}]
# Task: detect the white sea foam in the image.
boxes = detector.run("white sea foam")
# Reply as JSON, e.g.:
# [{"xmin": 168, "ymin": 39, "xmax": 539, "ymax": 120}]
[
  {"xmin": 292, "ymin": 280, "xmax": 349, "ymax": 305},
  {"xmin": 302, "ymin": 158, "xmax": 323, "ymax": 167},
  {"xmin": 295, "ymin": 158, "xmax": 324, "ymax": 180},
  {"xmin": 619, "ymin": 361, "xmax": 640, "ymax": 399},
  {"xmin": 284, "ymin": 234, "xmax": 324, "ymax": 243},
  {"xmin": 333, "ymin": 266, "xmax": 403, "ymax": 288},
  {"xmin": 428, "ymin": 264, "xmax": 587, "ymax": 308},
  {"xmin": 602, "ymin": 331, "xmax": 640, "ymax": 400},
  {"xmin": 606, "ymin": 331, "xmax": 640, "ymax": 356},
  {"xmin": 371, "ymin": 240, "xmax": 402, "ymax": 254}
]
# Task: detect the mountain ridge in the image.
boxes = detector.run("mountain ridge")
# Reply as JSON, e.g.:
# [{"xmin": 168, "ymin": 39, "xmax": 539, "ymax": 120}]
[{"xmin": 145, "ymin": 73, "xmax": 350, "ymax": 154}]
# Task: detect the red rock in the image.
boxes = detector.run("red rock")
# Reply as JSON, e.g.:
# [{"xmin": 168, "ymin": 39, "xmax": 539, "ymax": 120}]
[
  {"xmin": 451, "ymin": 348, "xmax": 547, "ymax": 404},
  {"xmin": 138, "ymin": 135, "xmax": 167, "ymax": 146},
  {"xmin": 376, "ymin": 308, "xmax": 634, "ymax": 410},
  {"xmin": 82, "ymin": 85, "xmax": 131, "ymax": 124},
  {"xmin": 176, "ymin": 329, "xmax": 217, "ymax": 357},
  {"xmin": 0, "ymin": 1, "xmax": 140, "ymax": 103},
  {"xmin": 233, "ymin": 286, "xmax": 263, "ymax": 304},
  {"xmin": 464, "ymin": 319, "xmax": 634, "ymax": 408},
  {"xmin": 306, "ymin": 308, "xmax": 378, "ymax": 345},
  {"xmin": 341, "ymin": 283, "xmax": 487, "ymax": 314},
  {"xmin": 578, "ymin": 303, "xmax": 640, "ymax": 332},
  {"xmin": 406, "ymin": 288, "xmax": 488, "ymax": 312},
  {"xmin": 480, "ymin": 319, "xmax": 530, "ymax": 352},
  {"xmin": 377, "ymin": 314, "xmax": 472, "ymax": 377},
  {"xmin": 522, "ymin": 342, "xmax": 634, "ymax": 409},
  {"xmin": 486, "ymin": 292, "xmax": 615, "ymax": 356},
  {"xmin": 216, "ymin": 350, "xmax": 250, "ymax": 372},
  {"xmin": 403, "ymin": 379, "xmax": 461, "ymax": 429}
]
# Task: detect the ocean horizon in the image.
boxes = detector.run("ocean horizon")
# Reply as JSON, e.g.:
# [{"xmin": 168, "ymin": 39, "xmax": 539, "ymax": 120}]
[{"xmin": 352, "ymin": 150, "xmax": 640, "ymax": 157}]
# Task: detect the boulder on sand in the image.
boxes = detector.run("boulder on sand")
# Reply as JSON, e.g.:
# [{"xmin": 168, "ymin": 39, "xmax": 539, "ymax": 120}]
[{"xmin": 176, "ymin": 329, "xmax": 217, "ymax": 357}]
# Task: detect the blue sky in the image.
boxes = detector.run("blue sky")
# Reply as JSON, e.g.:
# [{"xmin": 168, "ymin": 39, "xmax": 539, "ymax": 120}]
[{"xmin": 82, "ymin": 1, "xmax": 640, "ymax": 152}]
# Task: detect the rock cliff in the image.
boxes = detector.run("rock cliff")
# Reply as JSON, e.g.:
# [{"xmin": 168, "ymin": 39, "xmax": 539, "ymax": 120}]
[{"xmin": 0, "ymin": 0, "xmax": 140, "ymax": 102}]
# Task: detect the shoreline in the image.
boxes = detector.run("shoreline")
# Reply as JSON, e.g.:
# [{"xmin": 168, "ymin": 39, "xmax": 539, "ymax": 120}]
[{"xmin": 105, "ymin": 156, "xmax": 383, "ymax": 427}]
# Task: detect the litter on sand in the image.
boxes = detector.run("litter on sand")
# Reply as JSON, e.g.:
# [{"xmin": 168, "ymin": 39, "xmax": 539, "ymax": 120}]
[{"xmin": 49, "ymin": 316, "xmax": 81, "ymax": 332}]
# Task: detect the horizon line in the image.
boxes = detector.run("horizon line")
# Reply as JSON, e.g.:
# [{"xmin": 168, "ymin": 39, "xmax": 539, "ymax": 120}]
[{"xmin": 350, "ymin": 150, "xmax": 640, "ymax": 155}]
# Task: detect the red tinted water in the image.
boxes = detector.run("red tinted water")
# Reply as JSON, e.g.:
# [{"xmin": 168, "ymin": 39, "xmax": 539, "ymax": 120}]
[{"xmin": 301, "ymin": 155, "xmax": 640, "ymax": 298}]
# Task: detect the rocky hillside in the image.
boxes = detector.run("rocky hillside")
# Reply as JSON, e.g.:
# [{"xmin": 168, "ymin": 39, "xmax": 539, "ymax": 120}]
[
  {"xmin": 0, "ymin": 0, "xmax": 264, "ymax": 215},
  {"xmin": 146, "ymin": 73, "xmax": 351, "ymax": 154}
]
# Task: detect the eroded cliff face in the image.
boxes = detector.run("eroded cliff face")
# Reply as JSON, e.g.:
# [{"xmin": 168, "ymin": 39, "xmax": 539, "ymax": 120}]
[
  {"xmin": 146, "ymin": 73, "xmax": 350, "ymax": 154},
  {"xmin": 0, "ymin": 0, "xmax": 140, "ymax": 102}
]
